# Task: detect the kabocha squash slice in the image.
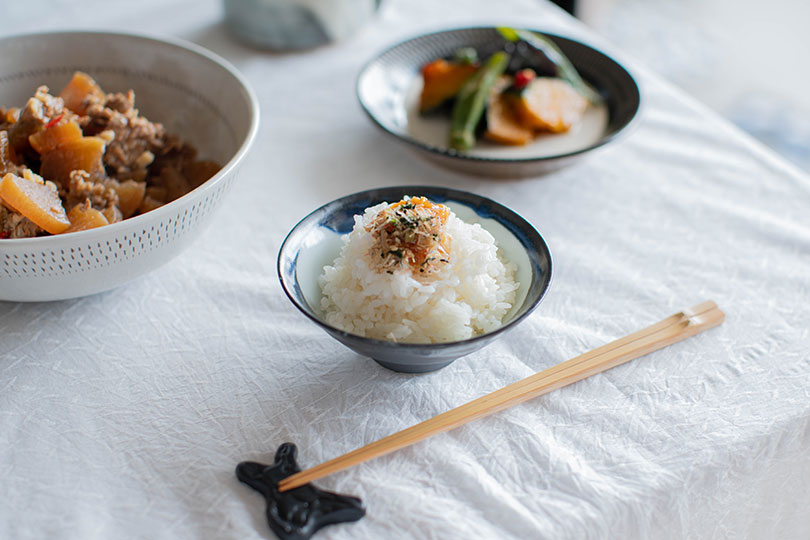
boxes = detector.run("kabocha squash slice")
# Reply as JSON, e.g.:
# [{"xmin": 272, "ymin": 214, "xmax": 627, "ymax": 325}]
[
  {"xmin": 0, "ymin": 171, "xmax": 69, "ymax": 234},
  {"xmin": 420, "ymin": 59, "xmax": 479, "ymax": 113}
]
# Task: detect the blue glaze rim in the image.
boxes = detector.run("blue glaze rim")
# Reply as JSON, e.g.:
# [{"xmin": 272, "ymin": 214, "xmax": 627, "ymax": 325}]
[
  {"xmin": 355, "ymin": 26, "xmax": 641, "ymax": 165},
  {"xmin": 277, "ymin": 185, "xmax": 553, "ymax": 351}
]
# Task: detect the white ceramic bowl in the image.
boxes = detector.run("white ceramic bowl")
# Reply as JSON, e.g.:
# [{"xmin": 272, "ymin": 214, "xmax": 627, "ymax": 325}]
[{"xmin": 0, "ymin": 31, "xmax": 259, "ymax": 302}]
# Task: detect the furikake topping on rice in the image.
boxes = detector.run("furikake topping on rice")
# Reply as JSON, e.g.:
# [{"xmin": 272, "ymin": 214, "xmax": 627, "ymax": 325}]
[
  {"xmin": 319, "ymin": 196, "xmax": 519, "ymax": 343},
  {"xmin": 366, "ymin": 197, "xmax": 451, "ymax": 276}
]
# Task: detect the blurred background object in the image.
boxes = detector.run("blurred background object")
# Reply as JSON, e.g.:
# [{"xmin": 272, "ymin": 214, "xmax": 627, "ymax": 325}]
[
  {"xmin": 223, "ymin": 0, "xmax": 380, "ymax": 49},
  {"xmin": 575, "ymin": 0, "xmax": 810, "ymax": 172}
]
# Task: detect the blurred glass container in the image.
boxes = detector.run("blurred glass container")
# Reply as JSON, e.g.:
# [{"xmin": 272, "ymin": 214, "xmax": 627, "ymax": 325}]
[{"xmin": 224, "ymin": 0, "xmax": 380, "ymax": 50}]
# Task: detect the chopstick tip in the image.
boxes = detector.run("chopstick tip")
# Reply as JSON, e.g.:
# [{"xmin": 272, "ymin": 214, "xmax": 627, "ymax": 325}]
[{"xmin": 685, "ymin": 301, "xmax": 725, "ymax": 328}]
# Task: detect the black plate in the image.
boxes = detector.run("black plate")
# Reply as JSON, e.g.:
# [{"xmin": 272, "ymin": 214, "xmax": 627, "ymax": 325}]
[{"xmin": 356, "ymin": 27, "xmax": 640, "ymax": 177}]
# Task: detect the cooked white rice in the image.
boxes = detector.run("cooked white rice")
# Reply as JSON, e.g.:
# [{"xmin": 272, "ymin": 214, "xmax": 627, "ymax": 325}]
[{"xmin": 318, "ymin": 201, "xmax": 519, "ymax": 343}]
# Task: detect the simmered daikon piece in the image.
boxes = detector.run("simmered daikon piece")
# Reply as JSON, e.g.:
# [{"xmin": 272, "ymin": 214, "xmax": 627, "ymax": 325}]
[
  {"xmin": 184, "ymin": 160, "xmax": 220, "ymax": 189},
  {"xmin": 159, "ymin": 167, "xmax": 191, "ymax": 203},
  {"xmin": 64, "ymin": 201, "xmax": 109, "ymax": 233},
  {"xmin": 113, "ymin": 179, "xmax": 146, "ymax": 218},
  {"xmin": 39, "ymin": 136, "xmax": 105, "ymax": 185},
  {"xmin": 0, "ymin": 170, "xmax": 69, "ymax": 234},
  {"xmin": 28, "ymin": 118, "xmax": 83, "ymax": 155},
  {"xmin": 137, "ymin": 195, "xmax": 163, "ymax": 214},
  {"xmin": 59, "ymin": 71, "xmax": 104, "ymax": 115}
]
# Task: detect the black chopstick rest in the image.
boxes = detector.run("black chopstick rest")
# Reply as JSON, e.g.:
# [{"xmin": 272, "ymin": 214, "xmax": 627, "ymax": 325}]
[{"xmin": 236, "ymin": 443, "xmax": 365, "ymax": 540}]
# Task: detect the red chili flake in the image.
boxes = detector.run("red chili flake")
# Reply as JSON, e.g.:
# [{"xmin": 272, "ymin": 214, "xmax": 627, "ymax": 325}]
[
  {"xmin": 514, "ymin": 69, "xmax": 537, "ymax": 90},
  {"xmin": 0, "ymin": 231, "xmax": 9, "ymax": 239},
  {"xmin": 45, "ymin": 113, "xmax": 64, "ymax": 129}
]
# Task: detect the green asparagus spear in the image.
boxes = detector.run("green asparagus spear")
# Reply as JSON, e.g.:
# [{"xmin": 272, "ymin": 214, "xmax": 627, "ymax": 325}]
[
  {"xmin": 449, "ymin": 51, "xmax": 510, "ymax": 151},
  {"xmin": 497, "ymin": 26, "xmax": 602, "ymax": 104}
]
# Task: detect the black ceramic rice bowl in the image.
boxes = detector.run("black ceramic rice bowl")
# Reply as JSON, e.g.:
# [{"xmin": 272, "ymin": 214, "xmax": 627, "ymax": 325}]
[{"xmin": 277, "ymin": 186, "xmax": 552, "ymax": 372}]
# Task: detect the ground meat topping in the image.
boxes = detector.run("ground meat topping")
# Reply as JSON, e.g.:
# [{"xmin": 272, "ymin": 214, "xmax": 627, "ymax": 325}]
[
  {"xmin": 0, "ymin": 130, "xmax": 23, "ymax": 176},
  {"xmin": 0, "ymin": 203, "xmax": 42, "ymax": 238},
  {"xmin": 65, "ymin": 169, "xmax": 119, "ymax": 214},
  {"xmin": 8, "ymin": 86, "xmax": 71, "ymax": 156},
  {"xmin": 367, "ymin": 197, "xmax": 451, "ymax": 276}
]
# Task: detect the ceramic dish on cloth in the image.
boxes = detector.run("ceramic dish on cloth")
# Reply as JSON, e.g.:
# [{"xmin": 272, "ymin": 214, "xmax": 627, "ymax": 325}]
[
  {"xmin": 356, "ymin": 27, "xmax": 640, "ymax": 177},
  {"xmin": 0, "ymin": 31, "xmax": 259, "ymax": 302},
  {"xmin": 277, "ymin": 186, "xmax": 552, "ymax": 373}
]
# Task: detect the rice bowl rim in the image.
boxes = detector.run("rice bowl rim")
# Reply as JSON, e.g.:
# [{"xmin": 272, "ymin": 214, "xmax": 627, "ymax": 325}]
[{"xmin": 277, "ymin": 185, "xmax": 553, "ymax": 350}]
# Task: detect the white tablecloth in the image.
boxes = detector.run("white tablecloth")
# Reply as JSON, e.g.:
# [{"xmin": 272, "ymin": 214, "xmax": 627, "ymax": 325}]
[{"xmin": 3, "ymin": 1, "xmax": 810, "ymax": 539}]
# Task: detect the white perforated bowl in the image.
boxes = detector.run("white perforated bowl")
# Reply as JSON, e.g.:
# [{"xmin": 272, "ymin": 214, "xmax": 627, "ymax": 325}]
[{"xmin": 0, "ymin": 31, "xmax": 259, "ymax": 301}]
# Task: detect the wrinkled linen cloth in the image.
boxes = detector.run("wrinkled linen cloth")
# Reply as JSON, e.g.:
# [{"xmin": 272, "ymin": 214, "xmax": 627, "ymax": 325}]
[{"xmin": 2, "ymin": 0, "xmax": 810, "ymax": 539}]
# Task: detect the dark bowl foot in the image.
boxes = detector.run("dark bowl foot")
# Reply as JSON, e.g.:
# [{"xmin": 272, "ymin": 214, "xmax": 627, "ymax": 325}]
[{"xmin": 372, "ymin": 358, "xmax": 456, "ymax": 373}]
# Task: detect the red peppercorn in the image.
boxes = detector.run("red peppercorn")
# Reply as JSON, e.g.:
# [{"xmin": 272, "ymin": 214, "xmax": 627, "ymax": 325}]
[
  {"xmin": 45, "ymin": 113, "xmax": 64, "ymax": 129},
  {"xmin": 514, "ymin": 68, "xmax": 536, "ymax": 90},
  {"xmin": 0, "ymin": 231, "xmax": 9, "ymax": 239}
]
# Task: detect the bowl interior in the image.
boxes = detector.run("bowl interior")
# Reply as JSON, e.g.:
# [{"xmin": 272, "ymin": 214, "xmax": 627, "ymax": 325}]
[
  {"xmin": 279, "ymin": 186, "xmax": 553, "ymax": 345},
  {"xmin": 0, "ymin": 31, "xmax": 255, "ymax": 168},
  {"xmin": 357, "ymin": 27, "xmax": 640, "ymax": 164}
]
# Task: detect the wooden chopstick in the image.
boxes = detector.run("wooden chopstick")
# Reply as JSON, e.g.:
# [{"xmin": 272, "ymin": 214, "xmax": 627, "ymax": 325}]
[{"xmin": 278, "ymin": 300, "xmax": 724, "ymax": 492}]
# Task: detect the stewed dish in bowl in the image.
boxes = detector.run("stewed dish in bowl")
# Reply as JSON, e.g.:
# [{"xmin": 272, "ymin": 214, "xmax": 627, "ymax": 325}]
[{"xmin": 0, "ymin": 31, "xmax": 259, "ymax": 302}]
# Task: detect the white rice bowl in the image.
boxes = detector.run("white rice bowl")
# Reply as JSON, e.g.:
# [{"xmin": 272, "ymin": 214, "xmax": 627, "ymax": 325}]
[{"xmin": 318, "ymin": 201, "xmax": 519, "ymax": 343}]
